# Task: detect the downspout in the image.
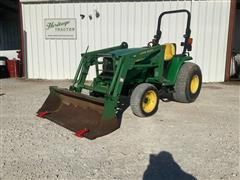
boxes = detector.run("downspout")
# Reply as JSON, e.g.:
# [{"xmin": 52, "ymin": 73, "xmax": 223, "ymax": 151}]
[
  {"xmin": 18, "ymin": 0, "xmax": 25, "ymax": 77},
  {"xmin": 225, "ymin": 0, "xmax": 237, "ymax": 81}
]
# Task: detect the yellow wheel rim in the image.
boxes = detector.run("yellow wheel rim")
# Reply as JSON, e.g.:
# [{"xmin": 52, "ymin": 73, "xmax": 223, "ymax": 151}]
[
  {"xmin": 142, "ymin": 90, "xmax": 158, "ymax": 113},
  {"xmin": 190, "ymin": 75, "xmax": 199, "ymax": 94}
]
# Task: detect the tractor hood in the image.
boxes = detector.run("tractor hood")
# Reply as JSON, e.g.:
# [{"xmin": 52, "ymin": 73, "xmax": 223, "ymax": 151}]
[
  {"xmin": 106, "ymin": 47, "xmax": 148, "ymax": 58},
  {"xmin": 101, "ymin": 45, "xmax": 161, "ymax": 59}
]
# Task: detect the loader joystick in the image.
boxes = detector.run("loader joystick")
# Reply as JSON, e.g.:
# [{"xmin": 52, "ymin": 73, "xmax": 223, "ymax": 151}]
[{"xmin": 121, "ymin": 42, "xmax": 128, "ymax": 49}]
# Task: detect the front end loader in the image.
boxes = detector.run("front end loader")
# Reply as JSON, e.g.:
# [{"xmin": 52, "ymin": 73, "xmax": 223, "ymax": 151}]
[{"xmin": 37, "ymin": 9, "xmax": 202, "ymax": 139}]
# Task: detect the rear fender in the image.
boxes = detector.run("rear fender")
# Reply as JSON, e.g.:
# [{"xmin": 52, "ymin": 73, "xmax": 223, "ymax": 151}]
[{"xmin": 164, "ymin": 55, "xmax": 192, "ymax": 86}]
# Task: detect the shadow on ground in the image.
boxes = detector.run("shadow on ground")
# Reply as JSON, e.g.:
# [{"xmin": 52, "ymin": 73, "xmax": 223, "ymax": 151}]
[{"xmin": 143, "ymin": 151, "xmax": 197, "ymax": 180}]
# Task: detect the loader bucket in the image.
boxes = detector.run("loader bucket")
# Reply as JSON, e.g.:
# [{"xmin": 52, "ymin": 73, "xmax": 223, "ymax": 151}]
[{"xmin": 37, "ymin": 87, "xmax": 120, "ymax": 139}]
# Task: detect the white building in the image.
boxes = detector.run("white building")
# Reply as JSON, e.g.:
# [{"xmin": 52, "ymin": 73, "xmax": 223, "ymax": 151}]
[{"xmin": 2, "ymin": 0, "xmax": 239, "ymax": 82}]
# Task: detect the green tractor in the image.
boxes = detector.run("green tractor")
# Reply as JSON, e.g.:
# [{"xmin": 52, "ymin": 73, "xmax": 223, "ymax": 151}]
[{"xmin": 38, "ymin": 9, "xmax": 202, "ymax": 139}]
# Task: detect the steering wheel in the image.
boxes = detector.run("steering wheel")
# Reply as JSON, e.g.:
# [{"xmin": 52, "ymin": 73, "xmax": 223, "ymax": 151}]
[
  {"xmin": 147, "ymin": 39, "xmax": 159, "ymax": 47},
  {"xmin": 147, "ymin": 41, "xmax": 154, "ymax": 47}
]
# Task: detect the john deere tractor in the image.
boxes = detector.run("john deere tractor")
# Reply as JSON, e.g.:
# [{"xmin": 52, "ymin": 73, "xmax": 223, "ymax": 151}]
[{"xmin": 38, "ymin": 9, "xmax": 202, "ymax": 139}]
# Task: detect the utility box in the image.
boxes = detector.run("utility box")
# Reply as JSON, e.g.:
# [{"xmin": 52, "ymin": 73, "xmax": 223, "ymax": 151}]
[{"xmin": 7, "ymin": 59, "xmax": 20, "ymax": 78}]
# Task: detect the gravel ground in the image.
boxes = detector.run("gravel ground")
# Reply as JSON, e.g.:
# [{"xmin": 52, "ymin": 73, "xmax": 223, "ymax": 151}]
[{"xmin": 0, "ymin": 79, "xmax": 239, "ymax": 180}]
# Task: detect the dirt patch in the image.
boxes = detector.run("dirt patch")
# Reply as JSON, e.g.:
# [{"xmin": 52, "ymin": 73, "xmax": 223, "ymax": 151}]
[{"xmin": 1, "ymin": 79, "xmax": 239, "ymax": 180}]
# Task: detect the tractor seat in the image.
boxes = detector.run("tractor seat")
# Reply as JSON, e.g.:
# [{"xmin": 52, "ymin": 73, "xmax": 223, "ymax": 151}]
[{"xmin": 164, "ymin": 43, "xmax": 176, "ymax": 61}]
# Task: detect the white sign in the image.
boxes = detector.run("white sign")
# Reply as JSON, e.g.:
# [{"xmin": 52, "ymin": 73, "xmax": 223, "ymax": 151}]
[{"xmin": 45, "ymin": 18, "xmax": 76, "ymax": 39}]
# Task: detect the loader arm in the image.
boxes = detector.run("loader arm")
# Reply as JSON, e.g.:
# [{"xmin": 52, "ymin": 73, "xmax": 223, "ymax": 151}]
[{"xmin": 71, "ymin": 42, "xmax": 128, "ymax": 92}]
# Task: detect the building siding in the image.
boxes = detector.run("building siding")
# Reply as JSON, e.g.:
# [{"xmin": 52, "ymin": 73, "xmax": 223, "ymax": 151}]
[{"xmin": 21, "ymin": 0, "xmax": 230, "ymax": 82}]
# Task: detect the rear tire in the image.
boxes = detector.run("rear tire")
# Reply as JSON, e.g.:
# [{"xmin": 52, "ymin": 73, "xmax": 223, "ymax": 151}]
[
  {"xmin": 130, "ymin": 83, "xmax": 159, "ymax": 117},
  {"xmin": 173, "ymin": 62, "xmax": 202, "ymax": 103}
]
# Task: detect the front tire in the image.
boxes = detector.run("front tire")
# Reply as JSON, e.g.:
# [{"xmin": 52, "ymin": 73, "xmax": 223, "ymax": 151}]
[
  {"xmin": 173, "ymin": 62, "xmax": 202, "ymax": 103},
  {"xmin": 130, "ymin": 83, "xmax": 159, "ymax": 117}
]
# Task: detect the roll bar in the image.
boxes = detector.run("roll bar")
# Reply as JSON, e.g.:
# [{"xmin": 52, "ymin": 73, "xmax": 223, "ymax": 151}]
[{"xmin": 153, "ymin": 9, "xmax": 192, "ymax": 54}]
